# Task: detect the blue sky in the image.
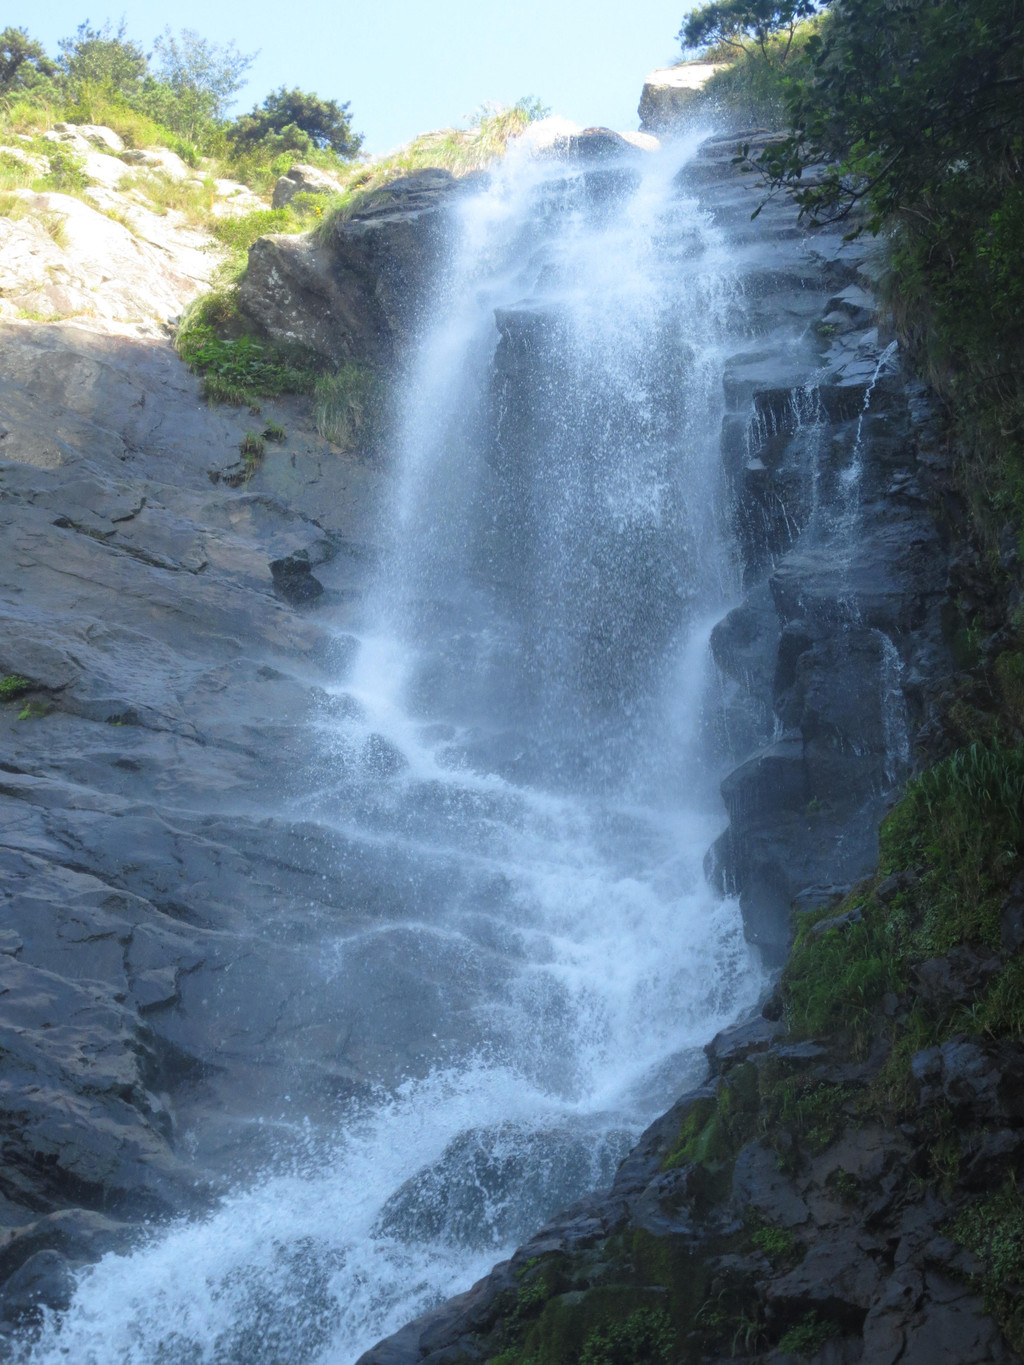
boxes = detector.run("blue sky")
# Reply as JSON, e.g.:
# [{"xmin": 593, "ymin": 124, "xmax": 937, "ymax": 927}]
[{"xmin": 14, "ymin": 1, "xmax": 692, "ymax": 152}]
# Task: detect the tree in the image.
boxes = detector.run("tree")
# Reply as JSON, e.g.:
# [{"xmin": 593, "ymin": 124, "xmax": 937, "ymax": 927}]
[
  {"xmin": 0, "ymin": 26, "xmax": 56, "ymax": 95},
  {"xmin": 748, "ymin": 0, "xmax": 1024, "ymax": 227},
  {"xmin": 680, "ymin": 0, "xmax": 818, "ymax": 65},
  {"xmin": 151, "ymin": 28, "xmax": 256, "ymax": 124},
  {"xmin": 57, "ymin": 19, "xmax": 147, "ymax": 96},
  {"xmin": 230, "ymin": 87, "xmax": 362, "ymax": 158}
]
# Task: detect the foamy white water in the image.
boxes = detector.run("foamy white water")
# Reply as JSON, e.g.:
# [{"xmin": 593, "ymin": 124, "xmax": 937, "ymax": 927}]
[{"xmin": 19, "ymin": 122, "xmax": 767, "ymax": 1364}]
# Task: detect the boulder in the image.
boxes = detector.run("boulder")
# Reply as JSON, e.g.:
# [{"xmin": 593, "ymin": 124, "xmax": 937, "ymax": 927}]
[
  {"xmin": 120, "ymin": 146, "xmax": 190, "ymax": 180},
  {"xmin": 638, "ymin": 63, "xmax": 730, "ymax": 132},
  {"xmin": 52, "ymin": 122, "xmax": 124, "ymax": 154},
  {"xmin": 271, "ymin": 162, "xmax": 343, "ymax": 209},
  {"xmin": 239, "ymin": 169, "xmax": 458, "ymax": 365}
]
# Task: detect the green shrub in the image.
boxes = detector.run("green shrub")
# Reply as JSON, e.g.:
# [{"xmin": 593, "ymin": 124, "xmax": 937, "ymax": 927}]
[
  {"xmin": 750, "ymin": 1223, "xmax": 797, "ymax": 1262},
  {"xmin": 579, "ymin": 1308, "xmax": 676, "ymax": 1365},
  {"xmin": 45, "ymin": 143, "xmax": 88, "ymax": 192},
  {"xmin": 175, "ymin": 289, "xmax": 320, "ymax": 407},
  {"xmin": 209, "ymin": 206, "xmax": 300, "ymax": 256}
]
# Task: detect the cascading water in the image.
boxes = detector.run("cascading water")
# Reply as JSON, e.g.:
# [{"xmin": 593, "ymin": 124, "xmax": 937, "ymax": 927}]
[{"xmin": 16, "ymin": 123, "xmax": 766, "ymax": 1365}]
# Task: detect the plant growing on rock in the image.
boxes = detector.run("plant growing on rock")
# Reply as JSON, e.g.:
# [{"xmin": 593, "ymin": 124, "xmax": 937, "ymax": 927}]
[
  {"xmin": 45, "ymin": 144, "xmax": 88, "ymax": 193},
  {"xmin": 0, "ymin": 674, "xmax": 31, "ymax": 701}
]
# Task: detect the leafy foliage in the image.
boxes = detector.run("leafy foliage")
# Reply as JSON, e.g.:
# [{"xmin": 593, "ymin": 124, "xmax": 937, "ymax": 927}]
[
  {"xmin": 57, "ymin": 19, "xmax": 147, "ymax": 98},
  {"xmin": 0, "ymin": 674, "xmax": 32, "ymax": 701},
  {"xmin": 230, "ymin": 87, "xmax": 361, "ymax": 157},
  {"xmin": 578, "ymin": 1308, "xmax": 676, "ymax": 1365},
  {"xmin": 148, "ymin": 27, "xmax": 256, "ymax": 143},
  {"xmin": 952, "ymin": 1182, "xmax": 1024, "ymax": 1354},
  {"xmin": 0, "ymin": 26, "xmax": 56, "ymax": 94},
  {"xmin": 681, "ymin": 0, "xmax": 817, "ymax": 64},
  {"xmin": 741, "ymin": 0, "xmax": 1024, "ymax": 542}
]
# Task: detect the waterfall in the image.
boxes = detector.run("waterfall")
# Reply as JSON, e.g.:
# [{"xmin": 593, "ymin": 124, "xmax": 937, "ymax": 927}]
[{"xmin": 16, "ymin": 124, "xmax": 765, "ymax": 1365}]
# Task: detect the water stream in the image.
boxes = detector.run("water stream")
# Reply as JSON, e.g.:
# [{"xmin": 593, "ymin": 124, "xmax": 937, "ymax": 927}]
[{"xmin": 18, "ymin": 123, "xmax": 767, "ymax": 1364}]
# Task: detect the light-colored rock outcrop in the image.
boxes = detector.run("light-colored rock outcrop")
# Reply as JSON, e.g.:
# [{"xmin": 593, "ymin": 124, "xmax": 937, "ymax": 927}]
[
  {"xmin": 638, "ymin": 61, "xmax": 730, "ymax": 131},
  {"xmin": 0, "ymin": 190, "xmax": 214, "ymax": 329},
  {"xmin": 0, "ymin": 124, "xmax": 280, "ymax": 330},
  {"xmin": 271, "ymin": 161, "xmax": 344, "ymax": 209}
]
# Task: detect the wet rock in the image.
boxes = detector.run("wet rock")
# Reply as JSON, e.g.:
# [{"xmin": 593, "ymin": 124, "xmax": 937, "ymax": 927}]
[
  {"xmin": 911, "ymin": 1038, "xmax": 1024, "ymax": 1120},
  {"xmin": 809, "ymin": 905, "xmax": 864, "ymax": 938},
  {"xmin": 562, "ymin": 127, "xmax": 643, "ymax": 160},
  {"xmin": 732, "ymin": 1141, "xmax": 810, "ymax": 1228},
  {"xmin": 0, "ymin": 1250, "xmax": 73, "ymax": 1323},
  {"xmin": 706, "ymin": 1013, "xmax": 786, "ymax": 1072},
  {"xmin": 637, "ymin": 63, "xmax": 729, "ymax": 131},
  {"xmin": 270, "ymin": 551, "xmax": 326, "ymax": 604}
]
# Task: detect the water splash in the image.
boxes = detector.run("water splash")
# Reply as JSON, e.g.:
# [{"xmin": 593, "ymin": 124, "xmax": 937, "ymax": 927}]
[{"xmin": 19, "ymin": 127, "xmax": 767, "ymax": 1364}]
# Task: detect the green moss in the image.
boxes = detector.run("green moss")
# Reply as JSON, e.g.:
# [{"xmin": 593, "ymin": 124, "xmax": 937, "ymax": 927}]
[
  {"xmin": 783, "ymin": 907, "xmax": 896, "ymax": 1045},
  {"xmin": 0, "ymin": 674, "xmax": 32, "ymax": 701}
]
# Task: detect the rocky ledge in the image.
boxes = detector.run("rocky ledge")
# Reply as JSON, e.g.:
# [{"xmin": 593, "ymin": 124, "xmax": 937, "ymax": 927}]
[{"xmin": 356, "ymin": 890, "xmax": 1024, "ymax": 1365}]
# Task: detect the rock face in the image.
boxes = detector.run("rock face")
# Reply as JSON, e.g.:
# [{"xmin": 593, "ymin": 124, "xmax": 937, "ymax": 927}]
[
  {"xmin": 0, "ymin": 122, "xmax": 269, "ymax": 330},
  {"xmin": 638, "ymin": 63, "xmax": 731, "ymax": 132},
  {"xmin": 239, "ymin": 168, "xmax": 460, "ymax": 365},
  {"xmin": 355, "ymin": 1004, "xmax": 1020, "ymax": 1365},
  {"xmin": 0, "ymin": 318, "xmax": 382, "ymax": 1309},
  {"xmin": 687, "ymin": 133, "xmax": 949, "ymax": 964},
  {"xmin": 271, "ymin": 162, "xmax": 344, "ymax": 209}
]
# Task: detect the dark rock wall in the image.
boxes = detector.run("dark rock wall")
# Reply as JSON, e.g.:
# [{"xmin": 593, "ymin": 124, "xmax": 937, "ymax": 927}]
[
  {"xmin": 238, "ymin": 168, "xmax": 462, "ymax": 366},
  {"xmin": 688, "ymin": 135, "xmax": 950, "ymax": 963}
]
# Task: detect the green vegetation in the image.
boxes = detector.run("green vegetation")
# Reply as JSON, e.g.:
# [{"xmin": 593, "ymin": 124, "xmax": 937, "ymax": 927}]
[
  {"xmin": 777, "ymin": 1312, "xmax": 840, "ymax": 1356},
  {"xmin": 577, "ymin": 1308, "xmax": 676, "ymax": 1365},
  {"xmin": 313, "ymin": 363, "xmax": 380, "ymax": 449},
  {"xmin": 680, "ymin": 0, "xmax": 817, "ymax": 66},
  {"xmin": 749, "ymin": 1222, "xmax": 797, "ymax": 1263},
  {"xmin": 0, "ymin": 674, "xmax": 31, "ymax": 700},
  {"xmin": 952, "ymin": 1182, "xmax": 1024, "ymax": 1355},
  {"xmin": 174, "ymin": 287, "xmax": 319, "ymax": 406},
  {"xmin": 17, "ymin": 700, "xmax": 49, "ymax": 720},
  {"xmin": 783, "ymin": 741, "xmax": 1024, "ymax": 1050},
  {"xmin": 0, "ymin": 18, "xmax": 360, "ymax": 196},
  {"xmin": 229, "ymin": 87, "xmax": 360, "ymax": 159}
]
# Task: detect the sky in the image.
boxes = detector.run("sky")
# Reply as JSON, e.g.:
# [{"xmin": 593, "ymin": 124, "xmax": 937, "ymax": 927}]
[{"xmin": 12, "ymin": 1, "xmax": 693, "ymax": 153}]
